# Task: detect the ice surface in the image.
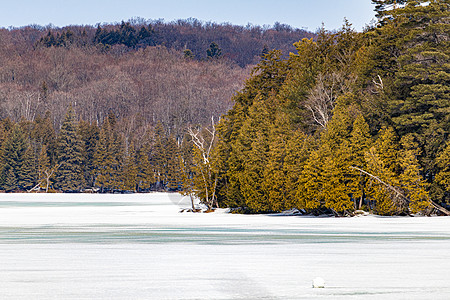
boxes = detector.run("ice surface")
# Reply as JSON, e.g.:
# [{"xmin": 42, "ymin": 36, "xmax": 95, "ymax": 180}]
[{"xmin": 0, "ymin": 193, "xmax": 450, "ymax": 299}]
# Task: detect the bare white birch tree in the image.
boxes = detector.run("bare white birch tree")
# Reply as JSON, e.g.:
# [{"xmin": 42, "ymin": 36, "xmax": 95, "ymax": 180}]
[{"xmin": 188, "ymin": 116, "xmax": 218, "ymax": 210}]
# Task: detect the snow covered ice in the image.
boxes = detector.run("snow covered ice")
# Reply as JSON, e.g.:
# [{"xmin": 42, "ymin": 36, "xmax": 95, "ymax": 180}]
[{"xmin": 1, "ymin": 193, "xmax": 450, "ymax": 299}]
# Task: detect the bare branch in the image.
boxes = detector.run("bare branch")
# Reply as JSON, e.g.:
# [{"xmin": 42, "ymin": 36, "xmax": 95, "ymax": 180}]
[{"xmin": 350, "ymin": 166, "xmax": 450, "ymax": 216}]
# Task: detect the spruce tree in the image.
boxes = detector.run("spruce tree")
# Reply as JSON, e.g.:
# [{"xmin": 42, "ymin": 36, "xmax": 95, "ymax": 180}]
[
  {"xmin": 136, "ymin": 138, "xmax": 155, "ymax": 191},
  {"xmin": 152, "ymin": 121, "xmax": 167, "ymax": 190},
  {"xmin": 165, "ymin": 135, "xmax": 181, "ymax": 191},
  {"xmin": 93, "ymin": 121, "xmax": 110, "ymax": 191},
  {"xmin": 0, "ymin": 124, "xmax": 27, "ymax": 191},
  {"xmin": 93, "ymin": 114, "xmax": 123, "ymax": 191},
  {"xmin": 38, "ymin": 144, "xmax": 56, "ymax": 192},
  {"xmin": 18, "ymin": 146, "xmax": 37, "ymax": 191},
  {"xmin": 3, "ymin": 168, "xmax": 17, "ymax": 192},
  {"xmin": 54, "ymin": 106, "xmax": 85, "ymax": 192},
  {"xmin": 121, "ymin": 141, "xmax": 138, "ymax": 192},
  {"xmin": 78, "ymin": 120, "xmax": 99, "ymax": 187}
]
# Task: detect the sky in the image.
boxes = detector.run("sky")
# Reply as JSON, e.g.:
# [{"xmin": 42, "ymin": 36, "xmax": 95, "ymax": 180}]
[{"xmin": 0, "ymin": 0, "xmax": 376, "ymax": 32}]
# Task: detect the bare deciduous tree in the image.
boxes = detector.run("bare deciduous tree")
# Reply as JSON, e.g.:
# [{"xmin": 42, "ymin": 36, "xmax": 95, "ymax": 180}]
[{"xmin": 188, "ymin": 116, "xmax": 218, "ymax": 210}]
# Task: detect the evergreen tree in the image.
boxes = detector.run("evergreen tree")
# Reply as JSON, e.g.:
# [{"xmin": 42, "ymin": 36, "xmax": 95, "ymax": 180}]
[
  {"xmin": 93, "ymin": 115, "xmax": 123, "ymax": 192},
  {"xmin": 178, "ymin": 135, "xmax": 196, "ymax": 206},
  {"xmin": 348, "ymin": 114, "xmax": 373, "ymax": 209},
  {"xmin": 435, "ymin": 141, "xmax": 450, "ymax": 198},
  {"xmin": 152, "ymin": 121, "xmax": 168, "ymax": 190},
  {"xmin": 399, "ymin": 144, "xmax": 430, "ymax": 214},
  {"xmin": 54, "ymin": 106, "xmax": 85, "ymax": 191},
  {"xmin": 18, "ymin": 146, "xmax": 37, "ymax": 190},
  {"xmin": 183, "ymin": 49, "xmax": 194, "ymax": 59},
  {"xmin": 165, "ymin": 135, "xmax": 181, "ymax": 191},
  {"xmin": 234, "ymin": 95, "xmax": 271, "ymax": 212},
  {"xmin": 31, "ymin": 111, "xmax": 57, "ymax": 165},
  {"xmin": 78, "ymin": 120, "xmax": 99, "ymax": 187},
  {"xmin": 364, "ymin": 146, "xmax": 399, "ymax": 215},
  {"xmin": 38, "ymin": 144, "xmax": 57, "ymax": 192},
  {"xmin": 3, "ymin": 168, "xmax": 17, "ymax": 192},
  {"xmin": 284, "ymin": 130, "xmax": 313, "ymax": 209},
  {"xmin": 121, "ymin": 141, "xmax": 138, "ymax": 191},
  {"xmin": 364, "ymin": 127, "xmax": 405, "ymax": 215},
  {"xmin": 136, "ymin": 137, "xmax": 155, "ymax": 191},
  {"xmin": 262, "ymin": 112, "xmax": 291, "ymax": 212},
  {"xmin": 206, "ymin": 42, "xmax": 222, "ymax": 59},
  {"xmin": 0, "ymin": 124, "xmax": 28, "ymax": 191},
  {"xmin": 296, "ymin": 151, "xmax": 324, "ymax": 212},
  {"xmin": 372, "ymin": 0, "xmax": 408, "ymax": 23}
]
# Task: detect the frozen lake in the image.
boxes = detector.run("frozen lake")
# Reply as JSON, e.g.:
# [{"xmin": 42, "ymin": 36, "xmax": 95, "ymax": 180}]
[{"xmin": 0, "ymin": 193, "xmax": 449, "ymax": 299}]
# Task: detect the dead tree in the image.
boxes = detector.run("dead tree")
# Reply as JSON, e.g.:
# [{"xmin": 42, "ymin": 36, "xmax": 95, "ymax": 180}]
[
  {"xmin": 350, "ymin": 166, "xmax": 450, "ymax": 216},
  {"xmin": 188, "ymin": 116, "xmax": 219, "ymax": 210}
]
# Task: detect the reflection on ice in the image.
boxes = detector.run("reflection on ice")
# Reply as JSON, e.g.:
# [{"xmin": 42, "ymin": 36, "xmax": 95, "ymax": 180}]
[{"xmin": 0, "ymin": 193, "xmax": 449, "ymax": 299}]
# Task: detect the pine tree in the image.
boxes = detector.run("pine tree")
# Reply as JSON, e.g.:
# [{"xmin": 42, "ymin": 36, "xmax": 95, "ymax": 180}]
[
  {"xmin": 54, "ymin": 106, "xmax": 85, "ymax": 192},
  {"xmin": 78, "ymin": 120, "xmax": 99, "ymax": 187},
  {"xmin": 93, "ymin": 114, "xmax": 123, "ymax": 191},
  {"xmin": 93, "ymin": 122, "xmax": 110, "ymax": 191},
  {"xmin": 38, "ymin": 144, "xmax": 57, "ymax": 192},
  {"xmin": 372, "ymin": 0, "xmax": 408, "ymax": 24},
  {"xmin": 152, "ymin": 121, "xmax": 167, "ymax": 190},
  {"xmin": 136, "ymin": 138, "xmax": 155, "ymax": 192},
  {"xmin": 165, "ymin": 135, "xmax": 181, "ymax": 191},
  {"xmin": 3, "ymin": 168, "xmax": 17, "ymax": 192},
  {"xmin": 369, "ymin": 0, "xmax": 450, "ymax": 198},
  {"xmin": 435, "ymin": 141, "xmax": 450, "ymax": 196},
  {"xmin": 178, "ymin": 135, "xmax": 196, "ymax": 207},
  {"xmin": 206, "ymin": 42, "xmax": 222, "ymax": 59},
  {"xmin": 121, "ymin": 141, "xmax": 138, "ymax": 191},
  {"xmin": 18, "ymin": 146, "xmax": 37, "ymax": 190},
  {"xmin": 0, "ymin": 124, "xmax": 28, "ymax": 191},
  {"xmin": 31, "ymin": 111, "xmax": 57, "ymax": 165}
]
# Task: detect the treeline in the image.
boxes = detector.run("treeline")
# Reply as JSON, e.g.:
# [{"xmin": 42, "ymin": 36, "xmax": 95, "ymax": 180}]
[
  {"xmin": 187, "ymin": 0, "xmax": 450, "ymax": 216},
  {"xmin": 0, "ymin": 18, "xmax": 313, "ymax": 135},
  {"xmin": 0, "ymin": 108, "xmax": 197, "ymax": 193},
  {"xmin": 20, "ymin": 18, "xmax": 314, "ymax": 67}
]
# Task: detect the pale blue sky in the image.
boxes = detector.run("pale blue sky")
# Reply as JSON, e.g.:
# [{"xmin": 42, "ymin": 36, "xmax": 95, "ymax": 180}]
[{"xmin": 1, "ymin": 0, "xmax": 376, "ymax": 31}]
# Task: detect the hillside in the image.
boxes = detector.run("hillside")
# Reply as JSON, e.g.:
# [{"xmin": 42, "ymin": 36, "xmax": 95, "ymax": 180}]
[{"xmin": 0, "ymin": 19, "xmax": 313, "ymax": 194}]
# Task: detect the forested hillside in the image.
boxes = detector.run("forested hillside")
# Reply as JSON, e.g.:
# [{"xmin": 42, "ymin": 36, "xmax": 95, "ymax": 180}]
[
  {"xmin": 0, "ymin": 18, "xmax": 312, "ymax": 194},
  {"xmin": 0, "ymin": 1, "xmax": 448, "ymax": 218},
  {"xmin": 187, "ymin": 0, "xmax": 450, "ymax": 216}
]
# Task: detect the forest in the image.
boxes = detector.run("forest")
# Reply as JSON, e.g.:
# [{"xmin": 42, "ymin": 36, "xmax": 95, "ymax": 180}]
[
  {"xmin": 189, "ymin": 0, "xmax": 450, "ymax": 216},
  {"xmin": 0, "ymin": 17, "xmax": 311, "ymax": 194},
  {"xmin": 0, "ymin": 0, "xmax": 449, "ymax": 217}
]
